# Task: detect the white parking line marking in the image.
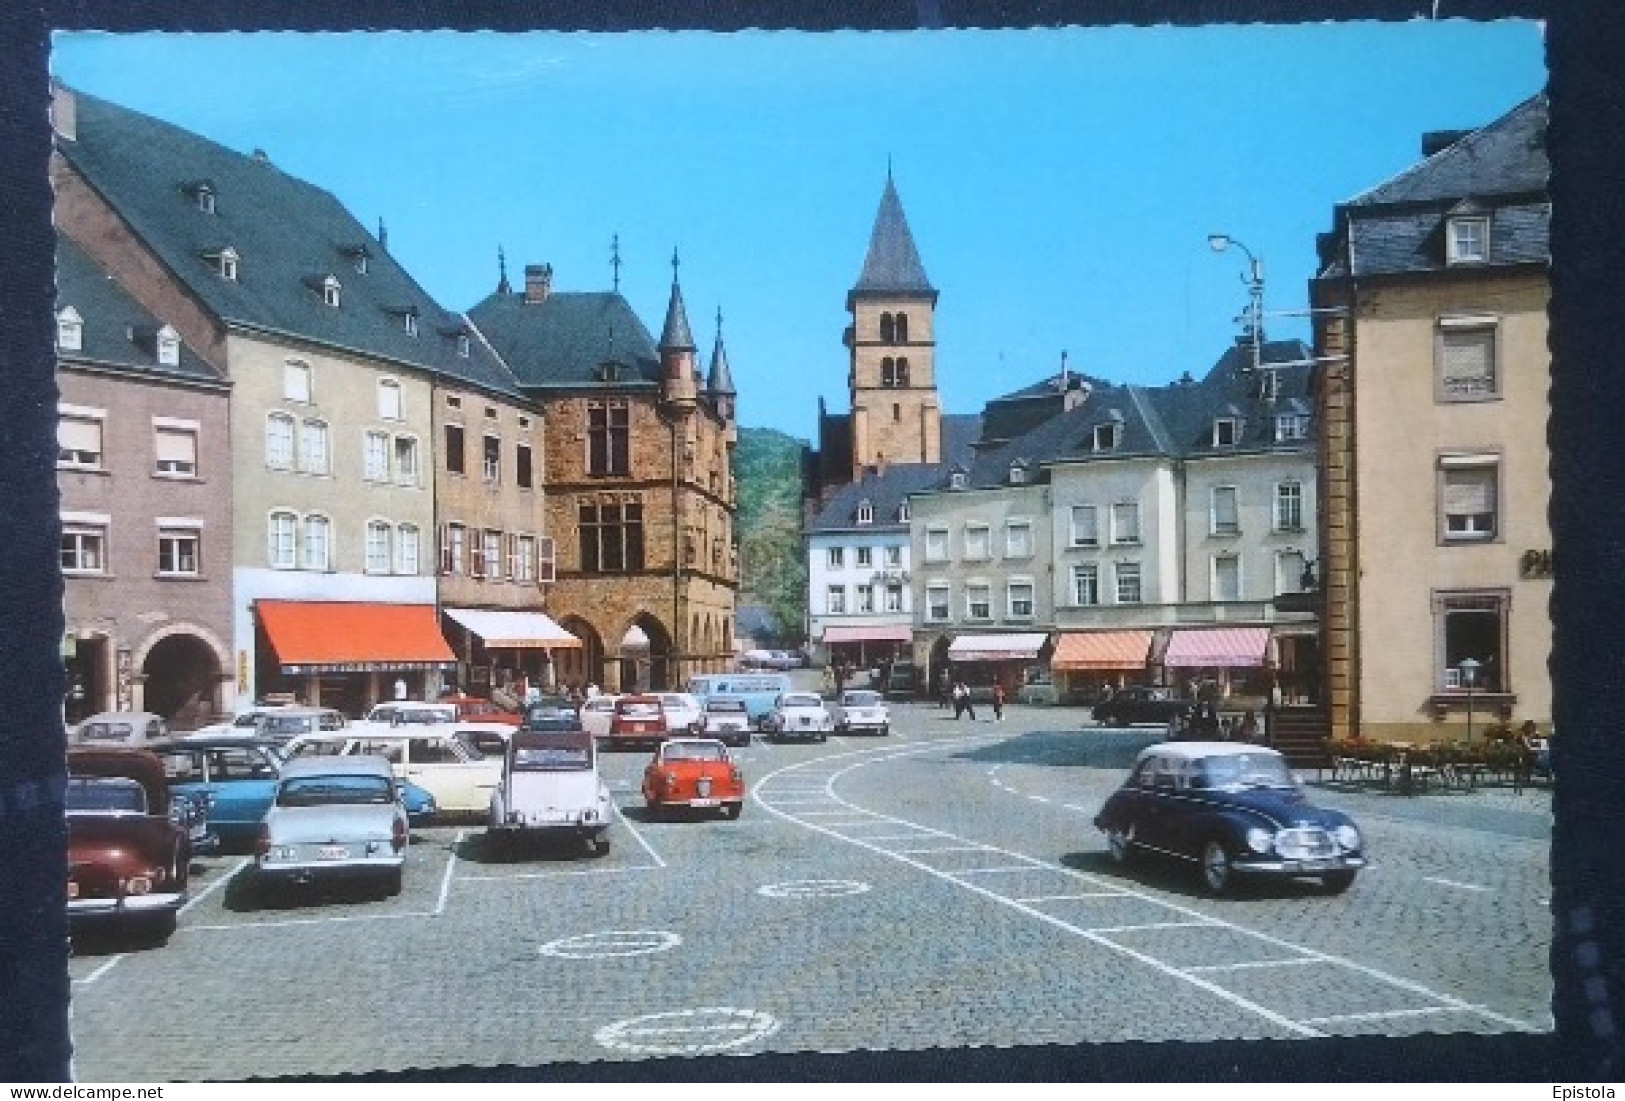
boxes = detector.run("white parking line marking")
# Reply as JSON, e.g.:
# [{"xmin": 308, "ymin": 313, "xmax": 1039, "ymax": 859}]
[
  {"xmin": 1300, "ymin": 1005, "xmax": 1480, "ymax": 1025},
  {"xmin": 887, "ymin": 845, "xmax": 993, "ymax": 855},
  {"xmin": 1061, "ymin": 804, "xmax": 1092, "ymax": 813},
  {"xmin": 1089, "ymin": 921, "xmax": 1216, "ymax": 934},
  {"xmin": 75, "ymin": 956, "xmax": 124, "ymax": 986},
  {"xmin": 460, "ymin": 865, "xmax": 662, "ymax": 882},
  {"xmin": 1422, "ymin": 876, "xmax": 1492, "ymax": 892},
  {"xmin": 436, "ymin": 830, "xmax": 464, "ymax": 915},
  {"xmin": 1028, "ymin": 795, "xmax": 1051, "ymax": 803},
  {"xmin": 1185, "ymin": 957, "xmax": 1324, "ymax": 974},
  {"xmin": 856, "ymin": 833, "xmax": 948, "ymax": 842},
  {"xmin": 752, "ymin": 732, "xmax": 1545, "ymax": 1038},
  {"xmin": 953, "ymin": 865, "xmax": 1046, "ymax": 875},
  {"xmin": 1012, "ymin": 892, "xmax": 1129, "ymax": 903},
  {"xmin": 186, "ymin": 910, "xmax": 432, "ymax": 932},
  {"xmin": 612, "ymin": 801, "xmax": 667, "ymax": 868},
  {"xmin": 181, "ymin": 857, "xmax": 251, "ymax": 916}
]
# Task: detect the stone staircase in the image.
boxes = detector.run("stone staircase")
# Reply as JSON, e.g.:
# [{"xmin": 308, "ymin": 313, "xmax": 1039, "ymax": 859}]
[{"xmin": 1269, "ymin": 705, "xmax": 1331, "ymax": 769}]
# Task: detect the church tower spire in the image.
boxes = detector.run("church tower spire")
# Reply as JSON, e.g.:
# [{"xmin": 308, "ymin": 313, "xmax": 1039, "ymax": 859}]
[
  {"xmin": 844, "ymin": 171, "xmax": 942, "ymax": 479},
  {"xmin": 660, "ymin": 247, "xmax": 699, "ymax": 413}
]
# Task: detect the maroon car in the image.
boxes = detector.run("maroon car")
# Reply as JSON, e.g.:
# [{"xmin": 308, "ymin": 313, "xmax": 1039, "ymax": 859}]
[{"xmin": 67, "ymin": 747, "xmax": 193, "ymax": 942}]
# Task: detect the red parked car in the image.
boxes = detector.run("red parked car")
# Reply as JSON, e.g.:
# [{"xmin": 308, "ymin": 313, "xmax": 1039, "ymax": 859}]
[
  {"xmin": 603, "ymin": 694, "xmax": 669, "ymax": 751},
  {"xmin": 438, "ymin": 694, "xmax": 522, "ymax": 727},
  {"xmin": 66, "ymin": 747, "xmax": 194, "ymax": 943},
  {"xmin": 641, "ymin": 738, "xmax": 745, "ymax": 820}
]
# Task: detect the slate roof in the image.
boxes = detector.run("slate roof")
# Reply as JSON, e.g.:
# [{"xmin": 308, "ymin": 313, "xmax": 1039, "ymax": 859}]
[
  {"xmin": 58, "ymin": 89, "xmax": 525, "ymax": 400},
  {"xmin": 468, "ymin": 289, "xmax": 662, "ymax": 391},
  {"xmin": 659, "ymin": 278, "xmax": 696, "ymax": 352},
  {"xmin": 979, "ymin": 371, "xmax": 1111, "ymax": 446},
  {"xmin": 850, "ymin": 176, "xmax": 936, "ymax": 300},
  {"xmin": 707, "ymin": 326, "xmax": 736, "ymax": 395},
  {"xmin": 55, "ymin": 233, "xmax": 223, "ymax": 386},
  {"xmin": 1324, "ymin": 95, "xmax": 1549, "ymax": 280},
  {"xmin": 806, "ymin": 412, "xmax": 981, "ymax": 532},
  {"xmin": 940, "ymin": 339, "xmax": 1314, "ymax": 492}
]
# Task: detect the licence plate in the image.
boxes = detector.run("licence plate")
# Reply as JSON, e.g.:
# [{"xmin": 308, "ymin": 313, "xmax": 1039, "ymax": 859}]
[
  {"xmin": 690, "ymin": 798, "xmax": 720, "ymax": 807},
  {"xmin": 1296, "ymin": 859, "xmax": 1334, "ymax": 871},
  {"xmin": 317, "ymin": 845, "xmax": 349, "ymax": 860}
]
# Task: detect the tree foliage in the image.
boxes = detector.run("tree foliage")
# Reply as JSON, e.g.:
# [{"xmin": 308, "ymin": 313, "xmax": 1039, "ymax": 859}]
[{"xmin": 735, "ymin": 426, "xmax": 808, "ymax": 645}]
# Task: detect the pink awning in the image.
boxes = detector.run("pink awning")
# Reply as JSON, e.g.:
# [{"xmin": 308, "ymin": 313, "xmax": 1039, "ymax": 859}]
[
  {"xmin": 1162, "ymin": 627, "xmax": 1271, "ymax": 668},
  {"xmin": 823, "ymin": 625, "xmax": 913, "ymax": 644}
]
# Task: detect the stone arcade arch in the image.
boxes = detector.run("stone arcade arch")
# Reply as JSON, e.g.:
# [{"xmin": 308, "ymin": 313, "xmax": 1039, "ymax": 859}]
[
  {"xmin": 556, "ymin": 616, "xmax": 604, "ymax": 692},
  {"xmin": 616, "ymin": 615, "xmax": 673, "ymax": 694},
  {"xmin": 135, "ymin": 622, "xmax": 229, "ymax": 729}
]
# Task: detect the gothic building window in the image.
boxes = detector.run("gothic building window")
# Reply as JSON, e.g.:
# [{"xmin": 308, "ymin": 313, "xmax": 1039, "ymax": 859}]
[
  {"xmin": 588, "ymin": 401, "xmax": 630, "ymax": 477},
  {"xmin": 882, "ymin": 357, "xmax": 896, "ymax": 387},
  {"xmin": 579, "ymin": 498, "xmax": 645, "ymax": 573},
  {"xmin": 895, "ymin": 313, "xmax": 909, "ymax": 342},
  {"xmin": 879, "ymin": 313, "xmax": 895, "ymax": 343},
  {"xmin": 896, "ymin": 357, "xmax": 910, "ymax": 386}
]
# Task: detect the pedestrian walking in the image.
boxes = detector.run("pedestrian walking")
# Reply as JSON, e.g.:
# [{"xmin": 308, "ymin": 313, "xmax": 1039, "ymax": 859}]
[
  {"xmin": 957, "ymin": 681, "xmax": 978, "ymax": 721},
  {"xmin": 821, "ymin": 665, "xmax": 835, "ymax": 696},
  {"xmin": 992, "ymin": 682, "xmax": 1006, "ymax": 722},
  {"xmin": 937, "ymin": 668, "xmax": 952, "ymax": 709},
  {"xmin": 951, "ymin": 681, "xmax": 966, "ymax": 719}
]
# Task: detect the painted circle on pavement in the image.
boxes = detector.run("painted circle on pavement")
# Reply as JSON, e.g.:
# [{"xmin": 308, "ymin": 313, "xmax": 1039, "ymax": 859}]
[
  {"xmin": 595, "ymin": 1008, "xmax": 780, "ymax": 1055},
  {"xmin": 539, "ymin": 930, "xmax": 682, "ymax": 959},
  {"xmin": 758, "ymin": 879, "xmax": 872, "ymax": 899}
]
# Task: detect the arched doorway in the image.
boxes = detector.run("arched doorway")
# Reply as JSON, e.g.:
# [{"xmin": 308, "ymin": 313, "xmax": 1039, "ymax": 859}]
[
  {"xmin": 618, "ymin": 615, "xmax": 673, "ymax": 693},
  {"xmin": 142, "ymin": 632, "xmax": 222, "ymax": 728},
  {"xmin": 556, "ymin": 616, "xmax": 604, "ymax": 691}
]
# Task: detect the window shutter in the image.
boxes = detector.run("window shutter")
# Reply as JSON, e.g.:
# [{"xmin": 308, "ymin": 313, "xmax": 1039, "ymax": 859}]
[
  {"xmin": 155, "ymin": 429, "xmax": 195, "ymax": 465},
  {"xmin": 438, "ymin": 525, "xmax": 452, "ymax": 575},
  {"xmin": 1440, "ymin": 329, "xmax": 1494, "ymax": 394},
  {"xmin": 59, "ymin": 418, "xmax": 101, "ymax": 453},
  {"xmin": 537, "ymin": 536, "xmax": 556, "ymax": 583},
  {"xmin": 1444, "ymin": 467, "xmax": 1496, "ymax": 514}
]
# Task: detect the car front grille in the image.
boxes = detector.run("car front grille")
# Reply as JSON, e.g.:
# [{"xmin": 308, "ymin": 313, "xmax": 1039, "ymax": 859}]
[{"xmin": 1275, "ymin": 828, "xmax": 1337, "ymax": 860}]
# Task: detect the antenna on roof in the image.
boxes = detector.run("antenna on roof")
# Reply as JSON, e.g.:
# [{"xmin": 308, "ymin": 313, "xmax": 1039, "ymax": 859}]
[
  {"xmin": 611, "ymin": 233, "xmax": 622, "ymax": 292},
  {"xmin": 497, "ymin": 245, "xmax": 511, "ymax": 295},
  {"xmin": 378, "ymin": 217, "xmax": 388, "ymax": 252}
]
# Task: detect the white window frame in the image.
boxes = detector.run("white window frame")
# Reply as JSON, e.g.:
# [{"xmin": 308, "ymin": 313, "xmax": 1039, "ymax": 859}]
[
  {"xmin": 321, "ymin": 276, "xmax": 342, "ymax": 309},
  {"xmin": 856, "ymin": 499, "xmax": 874, "ymax": 525},
  {"xmin": 1110, "ymin": 501, "xmax": 1141, "ymax": 545},
  {"xmin": 884, "ymin": 544, "xmax": 903, "ymax": 568},
  {"xmin": 1437, "ymin": 316, "xmax": 1500, "ymax": 401},
  {"xmin": 827, "ymin": 546, "xmax": 845, "ymax": 569},
  {"xmin": 884, "ymin": 584, "xmax": 904, "ymax": 613},
  {"xmin": 1114, "ymin": 561, "xmax": 1142, "ymax": 605},
  {"xmin": 1447, "ymin": 216, "xmax": 1490, "ymax": 265},
  {"xmin": 1212, "ymin": 417, "xmax": 1240, "ymax": 447},
  {"xmin": 1009, "ymin": 462, "xmax": 1027, "ymax": 485},
  {"xmin": 924, "ymin": 527, "xmax": 949, "ymax": 563},
  {"xmin": 56, "ymin": 307, "xmax": 83, "ymax": 352},
  {"xmin": 965, "ymin": 582, "xmax": 992, "ymax": 622},
  {"xmin": 826, "ymin": 585, "xmax": 847, "ymax": 615},
  {"xmin": 363, "ymin": 431, "xmax": 391, "ymax": 482},
  {"xmin": 1005, "ymin": 519, "xmax": 1033, "ymax": 559},
  {"xmin": 949, "ymin": 469, "xmax": 967, "ymax": 489},
  {"xmin": 1072, "ymin": 563, "xmax": 1100, "ymax": 607},
  {"xmin": 156, "ymin": 519, "xmax": 202, "ymax": 578},
  {"xmin": 1439, "ymin": 454, "xmax": 1501, "ymax": 543},
  {"xmin": 926, "ymin": 582, "xmax": 951, "ymax": 622},
  {"xmin": 855, "ymin": 546, "xmax": 873, "ymax": 568},
  {"xmin": 153, "ymin": 325, "xmax": 181, "ymax": 367},
  {"xmin": 302, "ymin": 514, "xmax": 331, "ymax": 571},
  {"xmin": 1006, "ymin": 578, "xmax": 1035, "ymax": 620},
  {"xmin": 213, "ymin": 247, "xmax": 239, "ymax": 281},
  {"xmin": 514, "ymin": 534, "xmax": 537, "ymax": 584},
  {"xmin": 1212, "ymin": 553, "xmax": 1242, "ymax": 601},
  {"xmin": 1069, "ymin": 504, "xmax": 1099, "ymax": 547},
  {"xmin": 394, "ymin": 436, "xmax": 419, "ymax": 487},
  {"xmin": 1275, "ymin": 481, "xmax": 1304, "ymax": 532},
  {"xmin": 57, "ymin": 406, "xmax": 106, "ymax": 470},
  {"xmin": 265, "ymin": 413, "xmax": 295, "ymax": 471},
  {"xmin": 1093, "ymin": 422, "xmax": 1119, "ymax": 451},
  {"xmin": 153, "ymin": 421, "xmax": 199, "ymax": 478},
  {"xmin": 1275, "ymin": 413, "xmax": 1309, "ymax": 441},
  {"xmin": 857, "ymin": 584, "xmax": 875, "ymax": 614},
  {"xmin": 1210, "ymin": 485, "xmax": 1240, "ymax": 536},
  {"xmin": 60, "ymin": 519, "xmax": 108, "ymax": 575},
  {"xmin": 377, "ymin": 378, "xmax": 403, "ymax": 421},
  {"xmin": 299, "ymin": 419, "xmax": 329, "ymax": 476},
  {"xmin": 268, "ymin": 511, "xmax": 297, "ymax": 569},
  {"xmin": 897, "ymin": 500, "xmax": 910, "ymax": 522},
  {"xmin": 283, "ymin": 361, "xmax": 311, "ymax": 403},
  {"xmin": 964, "ymin": 524, "xmax": 991, "ymax": 561},
  {"xmin": 396, "ymin": 524, "xmax": 421, "ymax": 576},
  {"xmin": 365, "ymin": 521, "xmax": 393, "ymax": 574},
  {"xmin": 1276, "ymin": 549, "xmax": 1308, "ymax": 596}
]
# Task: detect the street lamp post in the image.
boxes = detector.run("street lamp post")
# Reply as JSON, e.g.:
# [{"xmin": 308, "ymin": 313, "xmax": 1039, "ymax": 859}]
[
  {"xmin": 1458, "ymin": 657, "xmax": 1482, "ymax": 743},
  {"xmin": 1207, "ymin": 233, "xmax": 1265, "ymax": 377}
]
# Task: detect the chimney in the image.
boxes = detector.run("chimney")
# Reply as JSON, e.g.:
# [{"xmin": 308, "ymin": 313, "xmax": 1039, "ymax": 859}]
[
  {"xmin": 50, "ymin": 82, "xmax": 76, "ymax": 142},
  {"xmin": 1421, "ymin": 129, "xmax": 1471, "ymax": 157},
  {"xmin": 524, "ymin": 263, "xmax": 554, "ymax": 304}
]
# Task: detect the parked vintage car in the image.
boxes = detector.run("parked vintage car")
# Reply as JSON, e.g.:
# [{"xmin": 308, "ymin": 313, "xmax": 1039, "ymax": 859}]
[
  {"xmin": 699, "ymin": 695, "xmax": 753, "ymax": 747},
  {"xmin": 602, "ymin": 694, "xmax": 669, "ymax": 751},
  {"xmin": 188, "ymin": 705, "xmax": 347, "ymax": 745},
  {"xmin": 487, "ymin": 728, "xmax": 613, "ymax": 855},
  {"xmin": 520, "ymin": 694, "xmax": 582, "ymax": 731},
  {"xmin": 1093, "ymin": 742, "xmax": 1367, "ymax": 896},
  {"xmin": 657, "ymin": 692, "xmax": 704, "ymax": 735},
  {"xmin": 1092, "ymin": 686, "xmax": 1193, "ymax": 728},
  {"xmin": 579, "ymin": 694, "xmax": 621, "ymax": 738},
  {"xmin": 453, "ymin": 721, "xmax": 518, "ymax": 758},
  {"xmin": 71, "ymin": 711, "xmax": 170, "ymax": 748},
  {"xmin": 66, "ymin": 747, "xmax": 194, "ymax": 941},
  {"xmin": 641, "ymin": 737, "xmax": 745, "ymax": 820},
  {"xmin": 285, "ymin": 727, "xmax": 500, "ymax": 817},
  {"xmin": 766, "ymin": 692, "xmax": 833, "ymax": 742},
  {"xmin": 438, "ymin": 694, "xmax": 522, "ymax": 727},
  {"xmin": 366, "ymin": 701, "xmax": 458, "ymax": 726},
  {"xmin": 833, "ymin": 689, "xmax": 891, "ymax": 736},
  {"xmin": 255, "ymin": 755, "xmax": 408, "ymax": 897}
]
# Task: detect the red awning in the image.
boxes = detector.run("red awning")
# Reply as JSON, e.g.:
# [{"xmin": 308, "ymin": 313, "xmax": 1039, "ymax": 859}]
[
  {"xmin": 823, "ymin": 625, "xmax": 913, "ymax": 644},
  {"xmin": 1162, "ymin": 627, "xmax": 1272, "ymax": 669},
  {"xmin": 257, "ymin": 601, "xmax": 457, "ymax": 674},
  {"xmin": 1051, "ymin": 630, "xmax": 1155, "ymax": 672}
]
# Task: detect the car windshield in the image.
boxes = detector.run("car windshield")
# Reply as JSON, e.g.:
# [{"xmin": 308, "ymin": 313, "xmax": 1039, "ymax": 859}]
[
  {"xmin": 618, "ymin": 702, "xmax": 662, "ymax": 719},
  {"xmin": 232, "ymin": 713, "xmax": 263, "ymax": 728},
  {"xmin": 261, "ymin": 714, "xmax": 315, "ymax": 737},
  {"xmin": 394, "ymin": 709, "xmax": 453, "ymax": 725},
  {"xmin": 65, "ymin": 776, "xmax": 148, "ymax": 812},
  {"xmin": 1191, "ymin": 754, "xmax": 1297, "ymax": 790},
  {"xmin": 843, "ymin": 692, "xmax": 881, "ymax": 706},
  {"xmin": 78, "ymin": 722, "xmax": 132, "ymax": 741},
  {"xmin": 512, "ymin": 745, "xmax": 592, "ymax": 771},
  {"xmin": 288, "ymin": 738, "xmax": 348, "ymax": 758},
  {"xmin": 663, "ymin": 742, "xmax": 726, "ymax": 763},
  {"xmin": 276, "ymin": 775, "xmax": 394, "ymax": 807},
  {"xmin": 782, "ymin": 694, "xmax": 821, "ymax": 709},
  {"xmin": 706, "ymin": 699, "xmax": 747, "ymax": 713}
]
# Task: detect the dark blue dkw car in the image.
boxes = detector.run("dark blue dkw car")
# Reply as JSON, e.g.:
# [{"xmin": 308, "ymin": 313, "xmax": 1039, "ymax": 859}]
[{"xmin": 1094, "ymin": 742, "xmax": 1366, "ymax": 895}]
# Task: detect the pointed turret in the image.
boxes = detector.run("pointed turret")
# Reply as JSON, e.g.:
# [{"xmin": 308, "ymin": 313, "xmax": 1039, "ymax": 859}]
[
  {"xmin": 708, "ymin": 306, "xmax": 737, "ymax": 433},
  {"xmin": 660, "ymin": 248, "xmax": 699, "ymax": 413},
  {"xmin": 848, "ymin": 173, "xmax": 937, "ymax": 309}
]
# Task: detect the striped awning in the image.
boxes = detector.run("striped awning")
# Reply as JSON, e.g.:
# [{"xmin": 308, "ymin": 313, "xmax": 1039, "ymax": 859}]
[
  {"xmin": 948, "ymin": 633, "xmax": 1050, "ymax": 662},
  {"xmin": 444, "ymin": 608, "xmax": 582, "ymax": 649},
  {"xmin": 823, "ymin": 625, "xmax": 913, "ymax": 644},
  {"xmin": 1051, "ymin": 630, "xmax": 1155, "ymax": 672},
  {"xmin": 1162, "ymin": 627, "xmax": 1272, "ymax": 668}
]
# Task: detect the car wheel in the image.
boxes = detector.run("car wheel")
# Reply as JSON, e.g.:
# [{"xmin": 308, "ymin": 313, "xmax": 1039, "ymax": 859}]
[
  {"xmin": 723, "ymin": 802, "xmax": 742, "ymax": 821},
  {"xmin": 1200, "ymin": 840, "xmax": 1234, "ymax": 895},
  {"xmin": 589, "ymin": 835, "xmax": 611, "ymax": 857},
  {"xmin": 1321, "ymin": 870, "xmax": 1357, "ymax": 894},
  {"xmin": 880, "ymin": 725, "xmax": 889, "ymax": 737},
  {"xmin": 383, "ymin": 868, "xmax": 403, "ymax": 898},
  {"xmin": 137, "ymin": 910, "xmax": 178, "ymax": 946},
  {"xmin": 1105, "ymin": 827, "xmax": 1134, "ymax": 866},
  {"xmin": 816, "ymin": 732, "xmax": 827, "ymax": 743}
]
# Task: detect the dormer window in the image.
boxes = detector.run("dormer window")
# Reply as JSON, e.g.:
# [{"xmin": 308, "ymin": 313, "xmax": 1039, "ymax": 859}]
[
  {"xmin": 856, "ymin": 499, "xmax": 874, "ymax": 525},
  {"xmin": 339, "ymin": 244, "xmax": 370, "ymax": 275},
  {"xmin": 1092, "ymin": 422, "xmax": 1119, "ymax": 451},
  {"xmin": 457, "ymin": 334, "xmax": 471, "ymax": 358},
  {"xmin": 1275, "ymin": 412, "xmax": 1310, "ymax": 441},
  {"xmin": 205, "ymin": 247, "xmax": 239, "ymax": 281},
  {"xmin": 949, "ymin": 469, "xmax": 968, "ymax": 490},
  {"xmin": 1447, "ymin": 215, "xmax": 1490, "ymax": 265},
  {"xmin": 897, "ymin": 500, "xmax": 910, "ymax": 522},
  {"xmin": 319, "ymin": 275, "xmax": 342, "ymax": 309},
  {"xmin": 155, "ymin": 325, "xmax": 180, "ymax": 367},
  {"xmin": 182, "ymin": 180, "xmax": 216, "ymax": 214},
  {"xmin": 56, "ymin": 306, "xmax": 83, "ymax": 352},
  {"xmin": 1009, "ymin": 461, "xmax": 1028, "ymax": 485},
  {"xmin": 404, "ymin": 310, "xmax": 419, "ymax": 337},
  {"xmin": 1213, "ymin": 417, "xmax": 1240, "ymax": 447}
]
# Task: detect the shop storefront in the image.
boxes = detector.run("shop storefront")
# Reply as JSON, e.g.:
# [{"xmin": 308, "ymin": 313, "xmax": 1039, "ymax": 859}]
[
  {"xmin": 442, "ymin": 607, "xmax": 583, "ymax": 697},
  {"xmin": 254, "ymin": 600, "xmax": 457, "ymax": 716},
  {"xmin": 1049, "ymin": 629, "xmax": 1157, "ymax": 705},
  {"xmin": 946, "ymin": 632, "xmax": 1052, "ymax": 698},
  {"xmin": 821, "ymin": 624, "xmax": 913, "ymax": 674},
  {"xmin": 1161, "ymin": 626, "xmax": 1273, "ymax": 703}
]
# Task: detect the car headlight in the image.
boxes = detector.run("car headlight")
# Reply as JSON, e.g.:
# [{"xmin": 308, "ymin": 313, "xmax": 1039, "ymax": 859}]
[
  {"xmin": 1335, "ymin": 824, "xmax": 1361, "ymax": 851},
  {"xmin": 1245, "ymin": 827, "xmax": 1274, "ymax": 854}
]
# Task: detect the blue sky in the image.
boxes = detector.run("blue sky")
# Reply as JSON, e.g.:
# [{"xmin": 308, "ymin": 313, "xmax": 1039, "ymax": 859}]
[{"xmin": 51, "ymin": 23, "xmax": 1546, "ymax": 441}]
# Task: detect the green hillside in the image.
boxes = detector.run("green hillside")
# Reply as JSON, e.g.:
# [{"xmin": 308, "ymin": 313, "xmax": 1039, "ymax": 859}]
[{"xmin": 735, "ymin": 426, "xmax": 808, "ymax": 644}]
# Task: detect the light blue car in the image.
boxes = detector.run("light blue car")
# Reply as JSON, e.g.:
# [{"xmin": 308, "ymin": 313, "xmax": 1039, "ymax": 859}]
[{"xmin": 151, "ymin": 737, "xmax": 436, "ymax": 852}]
